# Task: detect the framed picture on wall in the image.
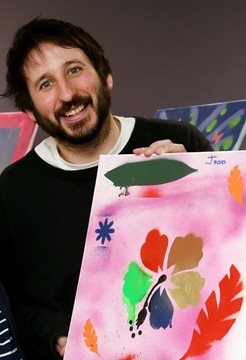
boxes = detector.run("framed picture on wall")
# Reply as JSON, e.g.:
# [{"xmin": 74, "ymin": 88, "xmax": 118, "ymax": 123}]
[
  {"xmin": 0, "ymin": 112, "xmax": 38, "ymax": 173},
  {"xmin": 155, "ymin": 99, "xmax": 246, "ymax": 151}
]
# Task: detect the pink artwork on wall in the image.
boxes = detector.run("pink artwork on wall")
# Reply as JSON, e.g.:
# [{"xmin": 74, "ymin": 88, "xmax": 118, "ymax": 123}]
[
  {"xmin": 64, "ymin": 150, "xmax": 246, "ymax": 360},
  {"xmin": 0, "ymin": 112, "xmax": 38, "ymax": 173}
]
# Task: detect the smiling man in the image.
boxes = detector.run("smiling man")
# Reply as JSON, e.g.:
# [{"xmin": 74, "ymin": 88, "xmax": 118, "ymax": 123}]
[
  {"xmin": 26, "ymin": 42, "xmax": 117, "ymax": 151},
  {"xmin": 0, "ymin": 18, "xmax": 213, "ymax": 360}
]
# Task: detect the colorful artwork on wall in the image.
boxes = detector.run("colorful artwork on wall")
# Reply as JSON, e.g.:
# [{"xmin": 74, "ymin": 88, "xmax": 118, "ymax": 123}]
[
  {"xmin": 0, "ymin": 112, "xmax": 37, "ymax": 173},
  {"xmin": 65, "ymin": 151, "xmax": 246, "ymax": 360},
  {"xmin": 155, "ymin": 100, "xmax": 246, "ymax": 151}
]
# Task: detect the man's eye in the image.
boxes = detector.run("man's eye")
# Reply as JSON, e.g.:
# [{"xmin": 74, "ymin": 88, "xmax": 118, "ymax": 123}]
[
  {"xmin": 40, "ymin": 81, "xmax": 52, "ymax": 90},
  {"xmin": 69, "ymin": 67, "xmax": 81, "ymax": 75}
]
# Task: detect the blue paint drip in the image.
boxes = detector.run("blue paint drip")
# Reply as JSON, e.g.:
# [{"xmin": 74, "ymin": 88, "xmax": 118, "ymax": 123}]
[
  {"xmin": 96, "ymin": 246, "xmax": 108, "ymax": 251},
  {"xmin": 148, "ymin": 288, "xmax": 173, "ymax": 330}
]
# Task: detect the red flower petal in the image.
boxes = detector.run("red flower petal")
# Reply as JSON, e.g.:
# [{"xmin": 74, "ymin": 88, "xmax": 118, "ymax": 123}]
[{"xmin": 140, "ymin": 229, "xmax": 168, "ymax": 272}]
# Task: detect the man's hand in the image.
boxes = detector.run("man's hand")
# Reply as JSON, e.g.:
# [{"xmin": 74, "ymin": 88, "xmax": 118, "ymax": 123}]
[
  {"xmin": 133, "ymin": 139, "xmax": 186, "ymax": 156},
  {"xmin": 55, "ymin": 336, "xmax": 67, "ymax": 358}
]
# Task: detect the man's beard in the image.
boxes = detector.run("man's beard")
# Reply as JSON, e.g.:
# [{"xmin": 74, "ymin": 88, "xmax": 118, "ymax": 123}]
[{"xmin": 33, "ymin": 81, "xmax": 111, "ymax": 146}]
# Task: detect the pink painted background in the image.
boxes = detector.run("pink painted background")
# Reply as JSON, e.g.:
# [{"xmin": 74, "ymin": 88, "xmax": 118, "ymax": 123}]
[{"xmin": 65, "ymin": 151, "xmax": 246, "ymax": 360}]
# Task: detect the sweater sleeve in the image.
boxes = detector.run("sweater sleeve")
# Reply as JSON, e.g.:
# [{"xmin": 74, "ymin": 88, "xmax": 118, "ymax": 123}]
[
  {"xmin": 184, "ymin": 121, "xmax": 214, "ymax": 152},
  {"xmin": 0, "ymin": 221, "xmax": 71, "ymax": 359},
  {"xmin": 16, "ymin": 304, "xmax": 70, "ymax": 359},
  {"xmin": 0, "ymin": 171, "xmax": 71, "ymax": 360},
  {"xmin": 122, "ymin": 118, "xmax": 214, "ymax": 154}
]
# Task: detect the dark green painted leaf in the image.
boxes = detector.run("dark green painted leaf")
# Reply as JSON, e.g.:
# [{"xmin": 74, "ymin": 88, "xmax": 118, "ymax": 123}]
[{"xmin": 105, "ymin": 158, "xmax": 197, "ymax": 188}]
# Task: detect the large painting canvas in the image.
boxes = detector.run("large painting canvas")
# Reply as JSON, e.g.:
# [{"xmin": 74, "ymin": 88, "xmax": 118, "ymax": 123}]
[
  {"xmin": 65, "ymin": 151, "xmax": 246, "ymax": 360},
  {"xmin": 155, "ymin": 100, "xmax": 246, "ymax": 151}
]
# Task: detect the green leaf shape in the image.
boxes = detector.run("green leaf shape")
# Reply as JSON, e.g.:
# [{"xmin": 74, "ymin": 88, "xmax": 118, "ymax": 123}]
[
  {"xmin": 167, "ymin": 233, "xmax": 203, "ymax": 274},
  {"xmin": 223, "ymin": 136, "xmax": 233, "ymax": 150},
  {"xmin": 105, "ymin": 158, "xmax": 197, "ymax": 188},
  {"xmin": 228, "ymin": 115, "xmax": 241, "ymax": 129},
  {"xmin": 206, "ymin": 119, "xmax": 218, "ymax": 133},
  {"xmin": 122, "ymin": 262, "xmax": 152, "ymax": 322},
  {"xmin": 189, "ymin": 112, "xmax": 196, "ymax": 125},
  {"xmin": 169, "ymin": 271, "xmax": 205, "ymax": 309},
  {"xmin": 220, "ymin": 107, "xmax": 227, "ymax": 116}
]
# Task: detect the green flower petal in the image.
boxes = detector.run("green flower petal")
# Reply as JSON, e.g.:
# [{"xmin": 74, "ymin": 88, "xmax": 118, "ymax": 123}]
[{"xmin": 122, "ymin": 262, "xmax": 152, "ymax": 322}]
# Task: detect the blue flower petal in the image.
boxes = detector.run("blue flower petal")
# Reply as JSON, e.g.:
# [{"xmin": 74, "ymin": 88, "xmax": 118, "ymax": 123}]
[
  {"xmin": 148, "ymin": 288, "xmax": 174, "ymax": 330},
  {"xmin": 99, "ymin": 221, "xmax": 104, "ymax": 228},
  {"xmin": 107, "ymin": 220, "xmax": 114, "ymax": 228}
]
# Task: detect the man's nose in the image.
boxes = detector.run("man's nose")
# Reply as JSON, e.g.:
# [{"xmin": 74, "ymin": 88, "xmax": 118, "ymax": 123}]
[{"xmin": 57, "ymin": 79, "xmax": 74, "ymax": 102}]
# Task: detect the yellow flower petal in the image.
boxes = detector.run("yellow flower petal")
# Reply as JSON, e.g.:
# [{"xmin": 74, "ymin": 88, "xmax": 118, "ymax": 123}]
[{"xmin": 169, "ymin": 271, "xmax": 205, "ymax": 309}]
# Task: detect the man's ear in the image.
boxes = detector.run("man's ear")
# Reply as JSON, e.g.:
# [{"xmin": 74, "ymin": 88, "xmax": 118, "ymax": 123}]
[
  {"xmin": 26, "ymin": 111, "xmax": 37, "ymax": 122},
  {"xmin": 106, "ymin": 74, "xmax": 113, "ymax": 91}
]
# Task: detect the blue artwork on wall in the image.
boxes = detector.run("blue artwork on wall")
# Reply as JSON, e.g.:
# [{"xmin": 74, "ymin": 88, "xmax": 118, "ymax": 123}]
[
  {"xmin": 155, "ymin": 100, "xmax": 246, "ymax": 150},
  {"xmin": 0, "ymin": 128, "xmax": 20, "ymax": 173}
]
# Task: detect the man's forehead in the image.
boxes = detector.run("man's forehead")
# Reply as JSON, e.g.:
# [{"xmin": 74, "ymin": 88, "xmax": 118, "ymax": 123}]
[{"xmin": 24, "ymin": 42, "xmax": 90, "ymax": 69}]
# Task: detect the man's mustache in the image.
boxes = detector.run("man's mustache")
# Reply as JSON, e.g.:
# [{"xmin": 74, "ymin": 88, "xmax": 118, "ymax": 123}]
[{"xmin": 55, "ymin": 95, "xmax": 92, "ymax": 118}]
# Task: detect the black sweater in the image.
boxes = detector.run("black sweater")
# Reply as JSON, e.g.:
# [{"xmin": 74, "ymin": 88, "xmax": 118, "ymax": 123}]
[{"xmin": 0, "ymin": 118, "xmax": 213, "ymax": 359}]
